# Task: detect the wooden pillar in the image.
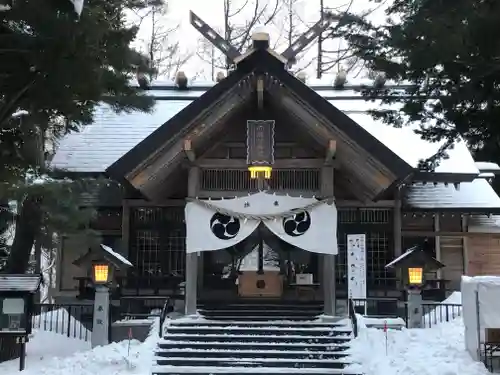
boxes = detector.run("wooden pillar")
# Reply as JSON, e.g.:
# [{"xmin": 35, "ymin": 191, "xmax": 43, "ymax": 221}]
[
  {"xmin": 121, "ymin": 200, "xmax": 131, "ymax": 258},
  {"xmin": 321, "ymin": 165, "xmax": 336, "ymax": 316},
  {"xmin": 185, "ymin": 166, "xmax": 200, "ymax": 315},
  {"xmin": 434, "ymin": 214, "xmax": 441, "ymax": 279},
  {"xmin": 393, "ymin": 185, "xmax": 403, "ymax": 289},
  {"xmin": 393, "ymin": 186, "xmax": 403, "ymax": 257},
  {"xmin": 462, "ymin": 215, "xmax": 469, "ymax": 275}
]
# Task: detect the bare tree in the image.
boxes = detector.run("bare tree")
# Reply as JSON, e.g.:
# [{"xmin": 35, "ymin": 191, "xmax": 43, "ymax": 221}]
[
  {"xmin": 316, "ymin": 0, "xmax": 390, "ymax": 79},
  {"xmin": 197, "ymin": 0, "xmax": 280, "ymax": 78},
  {"xmin": 133, "ymin": 2, "xmax": 193, "ymax": 81}
]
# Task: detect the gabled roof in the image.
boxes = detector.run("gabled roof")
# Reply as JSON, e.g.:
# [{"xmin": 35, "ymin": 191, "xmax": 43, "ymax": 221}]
[
  {"xmin": 104, "ymin": 50, "xmax": 414, "ymax": 182},
  {"xmin": 0, "ymin": 274, "xmax": 42, "ymax": 293},
  {"xmin": 405, "ymin": 179, "xmax": 500, "ymax": 213},
  {"xmin": 51, "ymin": 74, "xmax": 479, "ymax": 179}
]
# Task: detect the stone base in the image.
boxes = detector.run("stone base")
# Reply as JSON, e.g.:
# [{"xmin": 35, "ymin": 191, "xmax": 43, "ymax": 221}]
[{"xmin": 111, "ymin": 320, "xmax": 153, "ymax": 343}]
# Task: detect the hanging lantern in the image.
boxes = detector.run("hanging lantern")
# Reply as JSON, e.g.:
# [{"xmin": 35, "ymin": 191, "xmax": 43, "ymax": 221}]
[{"xmin": 246, "ymin": 120, "xmax": 275, "ymax": 179}]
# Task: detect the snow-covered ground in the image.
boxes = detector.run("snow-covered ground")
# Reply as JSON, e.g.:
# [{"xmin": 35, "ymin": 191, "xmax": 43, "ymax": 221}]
[
  {"xmin": 348, "ymin": 316, "xmax": 488, "ymax": 375},
  {"xmin": 1, "ymin": 325, "xmax": 157, "ymax": 375},
  {"xmin": 1, "ymin": 300, "xmax": 488, "ymax": 375}
]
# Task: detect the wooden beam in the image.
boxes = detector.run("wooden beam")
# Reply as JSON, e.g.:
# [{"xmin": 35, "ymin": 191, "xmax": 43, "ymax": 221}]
[
  {"xmin": 393, "ymin": 186, "xmax": 403, "ymax": 257},
  {"xmin": 124, "ymin": 199, "xmax": 185, "ymax": 207},
  {"xmin": 402, "ymin": 231, "xmax": 500, "ymax": 238},
  {"xmin": 196, "ymin": 190, "xmax": 320, "ymax": 199},
  {"xmin": 183, "ymin": 138, "xmax": 196, "ymax": 162},
  {"xmin": 257, "ymin": 77, "xmax": 264, "ymax": 110},
  {"xmin": 336, "ymin": 200, "xmax": 395, "ymax": 207},
  {"xmin": 121, "ymin": 200, "xmax": 131, "ymax": 258},
  {"xmin": 325, "ymin": 139, "xmax": 337, "ymax": 164},
  {"xmin": 197, "ymin": 158, "xmax": 325, "ymax": 169},
  {"xmin": 127, "ymin": 81, "xmax": 252, "ymax": 183}
]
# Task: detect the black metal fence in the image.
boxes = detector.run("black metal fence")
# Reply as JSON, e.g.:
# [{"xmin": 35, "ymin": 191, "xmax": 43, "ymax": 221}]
[
  {"xmin": 349, "ymin": 297, "xmax": 462, "ymax": 328},
  {"xmin": 421, "ymin": 302, "xmax": 462, "ymax": 328},
  {"xmin": 31, "ymin": 304, "xmax": 94, "ymax": 341}
]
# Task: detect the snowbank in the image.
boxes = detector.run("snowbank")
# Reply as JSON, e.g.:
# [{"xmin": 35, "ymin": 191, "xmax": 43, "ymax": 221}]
[
  {"xmin": 422, "ymin": 292, "xmax": 462, "ymax": 328},
  {"xmin": 1, "ymin": 319, "xmax": 159, "ymax": 375},
  {"xmin": 462, "ymin": 276, "xmax": 500, "ymax": 360},
  {"xmin": 32, "ymin": 307, "xmax": 91, "ymax": 340},
  {"xmin": 347, "ymin": 317, "xmax": 488, "ymax": 375}
]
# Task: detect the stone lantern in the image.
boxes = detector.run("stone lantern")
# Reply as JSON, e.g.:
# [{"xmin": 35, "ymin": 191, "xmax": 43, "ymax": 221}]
[
  {"xmin": 73, "ymin": 244, "xmax": 132, "ymax": 347},
  {"xmin": 385, "ymin": 243, "xmax": 444, "ymax": 328}
]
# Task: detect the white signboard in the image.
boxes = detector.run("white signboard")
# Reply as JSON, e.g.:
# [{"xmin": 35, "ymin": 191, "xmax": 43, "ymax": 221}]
[{"xmin": 347, "ymin": 234, "xmax": 367, "ymax": 300}]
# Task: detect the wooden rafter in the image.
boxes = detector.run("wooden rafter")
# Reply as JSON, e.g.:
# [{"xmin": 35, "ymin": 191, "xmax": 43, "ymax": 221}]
[
  {"xmin": 183, "ymin": 138, "xmax": 196, "ymax": 162},
  {"xmin": 325, "ymin": 139, "xmax": 337, "ymax": 164}
]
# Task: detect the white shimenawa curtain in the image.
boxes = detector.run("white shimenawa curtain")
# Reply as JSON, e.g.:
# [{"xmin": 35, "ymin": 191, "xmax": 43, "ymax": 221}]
[{"xmin": 185, "ymin": 192, "xmax": 338, "ymax": 255}]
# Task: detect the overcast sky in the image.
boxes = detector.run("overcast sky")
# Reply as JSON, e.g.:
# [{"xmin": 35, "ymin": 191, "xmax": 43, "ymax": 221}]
[{"xmin": 133, "ymin": 0, "xmax": 389, "ymax": 81}]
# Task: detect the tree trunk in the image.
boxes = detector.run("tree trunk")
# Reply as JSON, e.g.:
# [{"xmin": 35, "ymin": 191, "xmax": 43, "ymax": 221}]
[{"xmin": 5, "ymin": 195, "xmax": 42, "ymax": 274}]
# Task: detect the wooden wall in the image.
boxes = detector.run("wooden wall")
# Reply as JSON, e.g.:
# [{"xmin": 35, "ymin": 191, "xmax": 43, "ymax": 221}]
[
  {"xmin": 467, "ymin": 215, "xmax": 500, "ymax": 277},
  {"xmin": 402, "ymin": 213, "xmax": 465, "ymax": 291}
]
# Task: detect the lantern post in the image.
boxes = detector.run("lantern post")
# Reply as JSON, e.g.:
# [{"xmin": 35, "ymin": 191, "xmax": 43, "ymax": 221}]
[
  {"xmin": 73, "ymin": 244, "xmax": 132, "ymax": 348},
  {"xmin": 385, "ymin": 243, "xmax": 444, "ymax": 328}
]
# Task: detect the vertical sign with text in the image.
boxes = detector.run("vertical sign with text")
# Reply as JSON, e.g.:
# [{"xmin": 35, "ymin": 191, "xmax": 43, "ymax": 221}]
[{"xmin": 347, "ymin": 234, "xmax": 367, "ymax": 300}]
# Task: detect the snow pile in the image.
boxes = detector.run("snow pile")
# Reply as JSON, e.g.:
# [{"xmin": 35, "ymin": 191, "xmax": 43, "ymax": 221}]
[
  {"xmin": 462, "ymin": 276, "xmax": 500, "ymax": 360},
  {"xmin": 422, "ymin": 291, "xmax": 462, "ymax": 327},
  {"xmin": 1, "ymin": 320, "xmax": 159, "ymax": 375},
  {"xmin": 347, "ymin": 317, "xmax": 488, "ymax": 375}
]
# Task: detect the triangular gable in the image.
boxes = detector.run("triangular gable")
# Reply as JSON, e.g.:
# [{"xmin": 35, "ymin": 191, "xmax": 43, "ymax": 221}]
[
  {"xmin": 106, "ymin": 52, "xmax": 283, "ymax": 180},
  {"xmin": 106, "ymin": 49, "xmax": 414, "ymax": 186}
]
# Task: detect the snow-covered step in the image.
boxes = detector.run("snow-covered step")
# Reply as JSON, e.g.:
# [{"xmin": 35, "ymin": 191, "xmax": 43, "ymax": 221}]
[
  {"xmin": 155, "ymin": 356, "xmax": 350, "ymax": 368},
  {"xmin": 199, "ymin": 309, "xmax": 320, "ymax": 315},
  {"xmin": 158, "ymin": 340, "xmax": 350, "ymax": 351},
  {"xmin": 152, "ymin": 365, "xmax": 360, "ymax": 375},
  {"xmin": 156, "ymin": 348, "xmax": 349, "ymax": 359},
  {"xmin": 165, "ymin": 325, "xmax": 352, "ymax": 336},
  {"xmin": 160, "ymin": 333, "xmax": 351, "ymax": 343},
  {"xmin": 154, "ymin": 307, "xmax": 360, "ymax": 375},
  {"xmin": 169, "ymin": 320, "xmax": 346, "ymax": 328},
  {"xmin": 194, "ymin": 315, "xmax": 319, "ymax": 321}
]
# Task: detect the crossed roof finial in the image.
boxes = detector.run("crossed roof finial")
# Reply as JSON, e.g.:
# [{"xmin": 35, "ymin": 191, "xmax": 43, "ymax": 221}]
[{"xmin": 189, "ymin": 10, "xmax": 342, "ymax": 67}]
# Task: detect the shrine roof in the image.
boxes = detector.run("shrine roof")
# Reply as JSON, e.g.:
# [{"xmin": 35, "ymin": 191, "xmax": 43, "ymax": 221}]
[{"xmin": 51, "ymin": 79, "xmax": 477, "ymax": 178}]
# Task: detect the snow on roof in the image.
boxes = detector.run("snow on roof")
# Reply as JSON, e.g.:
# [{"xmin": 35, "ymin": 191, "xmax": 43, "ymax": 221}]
[
  {"xmin": 462, "ymin": 275, "xmax": 500, "ymax": 286},
  {"xmin": 100, "ymin": 244, "xmax": 133, "ymax": 267},
  {"xmin": 0, "ymin": 274, "xmax": 42, "ymax": 292},
  {"xmin": 405, "ymin": 179, "xmax": 500, "ymax": 210},
  {"xmin": 51, "ymin": 83, "xmax": 478, "ymax": 176},
  {"xmin": 385, "ymin": 246, "xmax": 417, "ymax": 268},
  {"xmin": 468, "ymin": 215, "xmax": 500, "ymax": 233},
  {"xmin": 51, "ymin": 97, "xmax": 190, "ymax": 172},
  {"xmin": 475, "ymin": 161, "xmax": 500, "ymax": 172}
]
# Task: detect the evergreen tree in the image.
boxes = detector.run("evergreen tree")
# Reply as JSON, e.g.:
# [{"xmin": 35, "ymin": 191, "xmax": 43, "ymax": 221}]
[
  {"xmin": 0, "ymin": 0, "xmax": 159, "ymax": 273},
  {"xmin": 335, "ymin": 0, "xmax": 500, "ymax": 168}
]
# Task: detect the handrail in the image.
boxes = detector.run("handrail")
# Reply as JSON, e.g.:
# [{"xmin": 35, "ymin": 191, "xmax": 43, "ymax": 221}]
[
  {"xmin": 348, "ymin": 298, "xmax": 358, "ymax": 338},
  {"xmin": 158, "ymin": 297, "xmax": 172, "ymax": 338}
]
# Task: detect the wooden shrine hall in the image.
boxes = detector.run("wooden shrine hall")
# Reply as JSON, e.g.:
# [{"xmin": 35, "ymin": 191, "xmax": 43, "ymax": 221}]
[{"xmin": 50, "ymin": 12, "xmax": 500, "ymax": 316}]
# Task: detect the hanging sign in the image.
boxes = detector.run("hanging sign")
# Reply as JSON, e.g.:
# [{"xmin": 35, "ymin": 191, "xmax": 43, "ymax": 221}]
[
  {"xmin": 347, "ymin": 234, "xmax": 367, "ymax": 300},
  {"xmin": 246, "ymin": 120, "xmax": 275, "ymax": 178}
]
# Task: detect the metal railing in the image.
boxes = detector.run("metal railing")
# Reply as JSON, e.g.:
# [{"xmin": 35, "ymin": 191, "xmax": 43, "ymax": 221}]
[
  {"xmin": 32, "ymin": 304, "xmax": 93, "ymax": 341},
  {"xmin": 421, "ymin": 302, "xmax": 462, "ymax": 328},
  {"xmin": 349, "ymin": 297, "xmax": 462, "ymax": 328}
]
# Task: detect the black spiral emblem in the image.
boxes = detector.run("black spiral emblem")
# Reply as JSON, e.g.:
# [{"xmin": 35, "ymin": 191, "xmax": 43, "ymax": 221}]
[
  {"xmin": 282, "ymin": 211, "xmax": 311, "ymax": 237},
  {"xmin": 210, "ymin": 213, "xmax": 241, "ymax": 240}
]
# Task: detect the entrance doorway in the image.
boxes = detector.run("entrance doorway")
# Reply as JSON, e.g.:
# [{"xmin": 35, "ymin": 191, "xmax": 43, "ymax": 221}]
[{"xmin": 200, "ymin": 224, "xmax": 321, "ymax": 302}]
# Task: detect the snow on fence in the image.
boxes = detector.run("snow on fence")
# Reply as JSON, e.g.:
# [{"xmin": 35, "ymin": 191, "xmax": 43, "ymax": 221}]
[
  {"xmin": 351, "ymin": 295, "xmax": 462, "ymax": 328},
  {"xmin": 31, "ymin": 304, "xmax": 92, "ymax": 341}
]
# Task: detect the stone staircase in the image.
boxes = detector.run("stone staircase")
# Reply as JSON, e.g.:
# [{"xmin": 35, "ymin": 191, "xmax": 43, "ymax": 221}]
[{"xmin": 152, "ymin": 301, "xmax": 362, "ymax": 375}]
